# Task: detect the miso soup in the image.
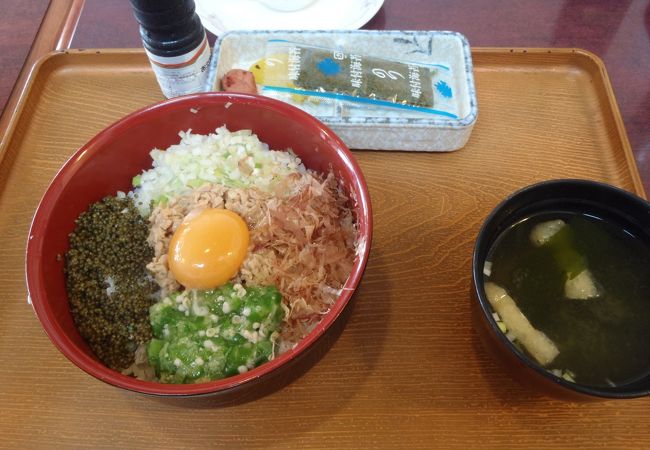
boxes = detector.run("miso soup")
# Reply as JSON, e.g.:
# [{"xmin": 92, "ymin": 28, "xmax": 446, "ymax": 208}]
[{"xmin": 484, "ymin": 211, "xmax": 650, "ymax": 387}]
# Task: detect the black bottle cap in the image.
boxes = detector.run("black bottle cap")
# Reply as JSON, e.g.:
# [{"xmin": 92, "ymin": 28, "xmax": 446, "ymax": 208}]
[{"xmin": 129, "ymin": 0, "xmax": 206, "ymax": 57}]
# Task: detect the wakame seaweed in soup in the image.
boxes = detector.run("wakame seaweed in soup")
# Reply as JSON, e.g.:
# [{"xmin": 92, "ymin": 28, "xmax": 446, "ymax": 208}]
[{"xmin": 485, "ymin": 211, "xmax": 650, "ymax": 388}]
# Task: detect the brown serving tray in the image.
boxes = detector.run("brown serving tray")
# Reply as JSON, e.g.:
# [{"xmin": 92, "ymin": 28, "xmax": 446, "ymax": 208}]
[{"xmin": 1, "ymin": 49, "xmax": 648, "ymax": 448}]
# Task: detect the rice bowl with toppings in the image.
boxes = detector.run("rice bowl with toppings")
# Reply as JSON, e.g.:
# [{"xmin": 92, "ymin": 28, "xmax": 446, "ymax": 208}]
[
  {"xmin": 26, "ymin": 92, "xmax": 372, "ymax": 395},
  {"xmin": 65, "ymin": 126, "xmax": 358, "ymax": 384}
]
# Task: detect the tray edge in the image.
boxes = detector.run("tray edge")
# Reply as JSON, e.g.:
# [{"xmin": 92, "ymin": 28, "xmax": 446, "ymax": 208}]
[
  {"xmin": 0, "ymin": 49, "xmax": 149, "ymax": 169},
  {"xmin": 1, "ymin": 48, "xmax": 645, "ymax": 198}
]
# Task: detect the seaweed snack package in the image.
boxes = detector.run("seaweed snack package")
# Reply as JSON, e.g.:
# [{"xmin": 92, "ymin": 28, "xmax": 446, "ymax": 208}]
[{"xmin": 250, "ymin": 39, "xmax": 459, "ymax": 119}]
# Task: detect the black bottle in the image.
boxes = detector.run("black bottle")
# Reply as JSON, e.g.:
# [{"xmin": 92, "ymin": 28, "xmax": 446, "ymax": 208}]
[{"xmin": 130, "ymin": 0, "xmax": 211, "ymax": 98}]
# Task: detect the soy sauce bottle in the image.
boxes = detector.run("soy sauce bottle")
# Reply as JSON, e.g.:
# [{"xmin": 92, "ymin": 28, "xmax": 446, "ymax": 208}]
[{"xmin": 129, "ymin": 0, "xmax": 211, "ymax": 98}]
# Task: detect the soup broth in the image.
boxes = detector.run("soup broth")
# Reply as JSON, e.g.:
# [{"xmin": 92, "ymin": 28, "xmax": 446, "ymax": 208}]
[{"xmin": 485, "ymin": 211, "xmax": 650, "ymax": 387}]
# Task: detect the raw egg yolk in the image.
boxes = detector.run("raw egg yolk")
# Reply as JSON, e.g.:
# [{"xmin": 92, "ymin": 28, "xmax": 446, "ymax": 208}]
[{"xmin": 168, "ymin": 208, "xmax": 250, "ymax": 289}]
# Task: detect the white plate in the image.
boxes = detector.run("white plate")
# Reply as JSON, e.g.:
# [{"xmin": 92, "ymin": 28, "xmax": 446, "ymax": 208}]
[{"xmin": 195, "ymin": 0, "xmax": 385, "ymax": 35}]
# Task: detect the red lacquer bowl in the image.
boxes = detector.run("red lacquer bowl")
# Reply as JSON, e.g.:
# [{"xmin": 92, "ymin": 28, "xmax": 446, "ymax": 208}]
[{"xmin": 26, "ymin": 93, "xmax": 372, "ymax": 397}]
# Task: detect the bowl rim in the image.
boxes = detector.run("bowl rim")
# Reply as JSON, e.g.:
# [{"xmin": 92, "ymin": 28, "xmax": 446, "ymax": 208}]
[
  {"xmin": 25, "ymin": 92, "xmax": 373, "ymax": 396},
  {"xmin": 472, "ymin": 178, "xmax": 650, "ymax": 399}
]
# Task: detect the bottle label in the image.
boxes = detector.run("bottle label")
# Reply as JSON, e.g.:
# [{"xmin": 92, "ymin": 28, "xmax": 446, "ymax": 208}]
[{"xmin": 145, "ymin": 35, "xmax": 211, "ymax": 98}]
